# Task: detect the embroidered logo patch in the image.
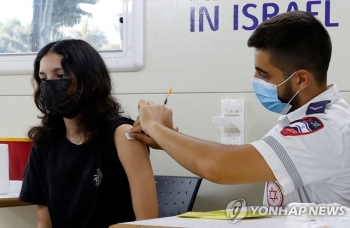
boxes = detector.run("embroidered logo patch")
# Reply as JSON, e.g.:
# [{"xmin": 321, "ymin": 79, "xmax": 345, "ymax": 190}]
[
  {"xmin": 266, "ymin": 181, "xmax": 284, "ymax": 207},
  {"xmin": 280, "ymin": 117, "xmax": 324, "ymax": 136}
]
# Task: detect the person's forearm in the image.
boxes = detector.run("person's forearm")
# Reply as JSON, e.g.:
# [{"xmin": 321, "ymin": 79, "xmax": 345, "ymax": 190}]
[
  {"xmin": 146, "ymin": 121, "xmax": 275, "ymax": 184},
  {"xmin": 146, "ymin": 121, "xmax": 228, "ymax": 182}
]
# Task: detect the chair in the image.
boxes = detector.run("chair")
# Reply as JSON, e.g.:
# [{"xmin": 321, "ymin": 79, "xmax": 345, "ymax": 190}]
[{"xmin": 154, "ymin": 175, "xmax": 202, "ymax": 217}]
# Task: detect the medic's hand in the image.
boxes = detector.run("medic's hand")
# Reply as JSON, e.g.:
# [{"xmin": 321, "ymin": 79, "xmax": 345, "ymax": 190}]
[
  {"xmin": 129, "ymin": 117, "xmax": 179, "ymax": 150},
  {"xmin": 129, "ymin": 100, "xmax": 178, "ymax": 149}
]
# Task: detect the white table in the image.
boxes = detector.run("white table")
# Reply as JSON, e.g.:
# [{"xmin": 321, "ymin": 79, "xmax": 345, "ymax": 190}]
[
  {"xmin": 0, "ymin": 181, "xmax": 28, "ymax": 207},
  {"xmin": 0, "ymin": 193, "xmax": 19, "ymax": 199},
  {"xmin": 114, "ymin": 215, "xmax": 350, "ymax": 228}
]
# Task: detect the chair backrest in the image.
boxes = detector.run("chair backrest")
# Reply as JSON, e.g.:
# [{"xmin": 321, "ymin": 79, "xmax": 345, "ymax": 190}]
[{"xmin": 154, "ymin": 175, "xmax": 202, "ymax": 217}]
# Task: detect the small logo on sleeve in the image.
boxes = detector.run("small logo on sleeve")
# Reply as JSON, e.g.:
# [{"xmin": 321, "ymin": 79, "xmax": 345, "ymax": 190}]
[
  {"xmin": 280, "ymin": 117, "xmax": 324, "ymax": 136},
  {"xmin": 266, "ymin": 181, "xmax": 284, "ymax": 207}
]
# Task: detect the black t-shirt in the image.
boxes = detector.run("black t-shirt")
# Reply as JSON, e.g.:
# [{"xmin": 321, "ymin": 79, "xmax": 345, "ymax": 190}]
[{"xmin": 20, "ymin": 117, "xmax": 137, "ymax": 228}]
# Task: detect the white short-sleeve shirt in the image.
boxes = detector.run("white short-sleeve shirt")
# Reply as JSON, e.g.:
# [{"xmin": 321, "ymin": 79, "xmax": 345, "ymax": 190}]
[{"xmin": 250, "ymin": 84, "xmax": 350, "ymax": 207}]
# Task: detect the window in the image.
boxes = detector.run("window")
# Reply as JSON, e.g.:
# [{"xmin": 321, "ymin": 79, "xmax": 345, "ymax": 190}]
[{"xmin": 0, "ymin": 0, "xmax": 143, "ymax": 74}]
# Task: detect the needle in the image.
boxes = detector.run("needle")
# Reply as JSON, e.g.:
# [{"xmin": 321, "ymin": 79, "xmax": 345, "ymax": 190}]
[{"xmin": 163, "ymin": 88, "xmax": 172, "ymax": 106}]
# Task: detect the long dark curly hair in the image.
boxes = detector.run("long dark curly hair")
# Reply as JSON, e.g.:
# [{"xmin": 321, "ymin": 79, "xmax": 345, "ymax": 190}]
[{"xmin": 28, "ymin": 39, "xmax": 123, "ymax": 146}]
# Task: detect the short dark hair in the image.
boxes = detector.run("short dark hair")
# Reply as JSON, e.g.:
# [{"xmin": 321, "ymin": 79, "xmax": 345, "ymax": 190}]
[
  {"xmin": 29, "ymin": 39, "xmax": 123, "ymax": 146},
  {"xmin": 247, "ymin": 11, "xmax": 332, "ymax": 86}
]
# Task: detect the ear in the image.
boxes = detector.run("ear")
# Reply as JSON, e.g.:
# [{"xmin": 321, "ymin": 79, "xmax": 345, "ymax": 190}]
[{"xmin": 294, "ymin": 69, "xmax": 311, "ymax": 92}]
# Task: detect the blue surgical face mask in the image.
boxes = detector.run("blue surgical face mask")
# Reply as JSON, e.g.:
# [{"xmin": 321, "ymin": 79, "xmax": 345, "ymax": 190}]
[{"xmin": 252, "ymin": 72, "xmax": 300, "ymax": 115}]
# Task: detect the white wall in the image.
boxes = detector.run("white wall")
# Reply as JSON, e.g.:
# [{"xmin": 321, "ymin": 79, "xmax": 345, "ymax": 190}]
[{"xmin": 1, "ymin": 0, "xmax": 350, "ymax": 227}]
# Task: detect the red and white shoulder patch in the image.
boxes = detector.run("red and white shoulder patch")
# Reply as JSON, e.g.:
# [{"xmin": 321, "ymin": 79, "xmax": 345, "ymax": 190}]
[{"xmin": 280, "ymin": 117, "xmax": 324, "ymax": 136}]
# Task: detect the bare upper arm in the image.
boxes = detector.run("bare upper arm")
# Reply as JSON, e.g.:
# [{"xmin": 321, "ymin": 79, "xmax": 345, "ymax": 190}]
[
  {"xmin": 37, "ymin": 205, "xmax": 52, "ymax": 228},
  {"xmin": 114, "ymin": 124, "xmax": 158, "ymax": 220}
]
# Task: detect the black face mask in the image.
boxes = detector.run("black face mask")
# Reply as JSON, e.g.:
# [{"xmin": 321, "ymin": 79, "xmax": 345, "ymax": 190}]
[{"xmin": 40, "ymin": 79, "xmax": 80, "ymax": 119}]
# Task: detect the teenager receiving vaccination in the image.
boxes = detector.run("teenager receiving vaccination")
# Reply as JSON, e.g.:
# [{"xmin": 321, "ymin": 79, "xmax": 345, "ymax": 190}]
[{"xmin": 19, "ymin": 39, "xmax": 158, "ymax": 228}]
